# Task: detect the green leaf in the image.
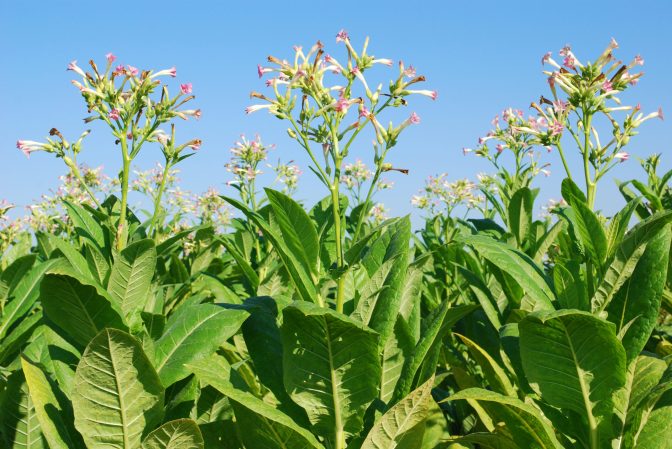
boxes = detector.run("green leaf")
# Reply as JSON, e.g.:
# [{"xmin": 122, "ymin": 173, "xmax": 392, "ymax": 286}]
[
  {"xmin": 154, "ymin": 304, "xmax": 249, "ymax": 386},
  {"xmin": 72, "ymin": 329, "xmax": 164, "ymax": 449},
  {"xmin": 352, "ymin": 217, "xmax": 411, "ymax": 346},
  {"xmin": 141, "ymin": 419, "xmax": 204, "ymax": 449},
  {"xmin": 40, "ymin": 274, "xmax": 126, "ymax": 348},
  {"xmin": 218, "ymin": 236, "xmax": 259, "ymax": 291},
  {"xmin": 108, "ymin": 239, "xmax": 157, "ymax": 323},
  {"xmin": 222, "ymin": 195, "xmax": 319, "ymax": 304},
  {"xmin": 508, "ymin": 187, "xmax": 533, "ymax": 249},
  {"xmin": 532, "ymin": 220, "xmax": 565, "ymax": 264},
  {"xmin": 190, "ymin": 361, "xmax": 324, "ymax": 449},
  {"xmin": 360, "ymin": 377, "xmax": 435, "ymax": 449},
  {"xmin": 560, "ymin": 177, "xmax": 587, "ymax": 206},
  {"xmin": 446, "ymin": 388, "xmax": 563, "ymax": 449},
  {"xmin": 593, "ymin": 212, "xmax": 672, "ymax": 313},
  {"xmin": 605, "ymin": 198, "xmax": 641, "ymax": 259},
  {"xmin": 519, "ymin": 310, "xmax": 626, "ymax": 422},
  {"xmin": 445, "ymin": 432, "xmax": 520, "ymax": 449},
  {"xmin": 20, "ymin": 356, "xmax": 84, "ymax": 449},
  {"xmin": 266, "ymin": 188, "xmax": 319, "ymax": 277},
  {"xmin": 0, "ymin": 370, "xmax": 46, "ymax": 449},
  {"xmin": 455, "ymin": 333, "xmax": 516, "ymax": 397},
  {"xmin": 380, "ymin": 317, "xmax": 415, "ymax": 404},
  {"xmin": 606, "ymin": 223, "xmax": 671, "ymax": 362},
  {"xmin": 63, "ymin": 200, "xmax": 106, "ymax": 250},
  {"xmin": 281, "ymin": 301, "xmax": 381, "ymax": 441},
  {"xmin": 559, "ymin": 202, "xmax": 607, "ymax": 268},
  {"xmin": 0, "ymin": 259, "xmax": 59, "ymax": 340},
  {"xmin": 392, "ymin": 304, "xmax": 478, "ymax": 404},
  {"xmin": 0, "ymin": 254, "xmax": 36, "ymax": 307},
  {"xmin": 460, "ymin": 235, "xmax": 555, "ymax": 311}
]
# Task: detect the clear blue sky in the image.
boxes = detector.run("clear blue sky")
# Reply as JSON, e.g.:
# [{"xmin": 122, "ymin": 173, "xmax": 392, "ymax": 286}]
[{"xmin": 2, "ymin": 0, "xmax": 671, "ymax": 223}]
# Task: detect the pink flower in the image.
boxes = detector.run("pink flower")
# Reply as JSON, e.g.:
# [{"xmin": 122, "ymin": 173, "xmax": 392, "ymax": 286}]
[
  {"xmin": 359, "ymin": 105, "xmax": 371, "ymax": 118},
  {"xmin": 550, "ymin": 121, "xmax": 564, "ymax": 136},
  {"xmin": 106, "ymin": 53, "xmax": 116, "ymax": 64},
  {"xmin": 67, "ymin": 60, "xmax": 85, "ymax": 77},
  {"xmin": 407, "ymin": 89, "xmax": 437, "ymax": 100},
  {"xmin": 336, "ymin": 29, "xmax": 349, "ymax": 42},
  {"xmin": 496, "ymin": 144, "xmax": 505, "ymax": 154},
  {"xmin": 113, "ymin": 65, "xmax": 125, "ymax": 76},
  {"xmin": 126, "ymin": 65, "xmax": 139, "ymax": 76},
  {"xmin": 463, "ymin": 147, "xmax": 473, "ymax": 155},
  {"xmin": 658, "ymin": 107, "xmax": 664, "ymax": 120},
  {"xmin": 563, "ymin": 56, "xmax": 576, "ymax": 69},
  {"xmin": 559, "ymin": 45, "xmax": 572, "ymax": 57},
  {"xmin": 372, "ymin": 58, "xmax": 393, "ymax": 66},
  {"xmin": 180, "ymin": 83, "xmax": 193, "ymax": 95},
  {"xmin": 408, "ymin": 112, "xmax": 421, "ymax": 124},
  {"xmin": 403, "ymin": 64, "xmax": 416, "ymax": 78},
  {"xmin": 245, "ymin": 104, "xmax": 271, "ymax": 114},
  {"xmin": 108, "ymin": 108, "xmax": 121, "ymax": 121},
  {"xmin": 540, "ymin": 168, "xmax": 551, "ymax": 177},
  {"xmin": 127, "ymin": 132, "xmax": 133, "ymax": 139},
  {"xmin": 257, "ymin": 64, "xmax": 272, "ymax": 78},
  {"xmin": 335, "ymin": 97, "xmax": 350, "ymax": 113},
  {"xmin": 602, "ymin": 80, "xmax": 613, "ymax": 91},
  {"xmin": 634, "ymin": 55, "xmax": 644, "ymax": 66},
  {"xmin": 541, "ymin": 52, "xmax": 552, "ymax": 65},
  {"xmin": 16, "ymin": 140, "xmax": 46, "ymax": 158},
  {"xmin": 553, "ymin": 100, "xmax": 568, "ymax": 113},
  {"xmin": 614, "ymin": 152, "xmax": 629, "ymax": 161},
  {"xmin": 609, "ymin": 37, "xmax": 619, "ymax": 49}
]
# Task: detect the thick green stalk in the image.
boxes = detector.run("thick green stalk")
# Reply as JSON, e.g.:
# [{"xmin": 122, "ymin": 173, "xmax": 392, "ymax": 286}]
[
  {"xmin": 117, "ymin": 138, "xmax": 131, "ymax": 251},
  {"xmin": 555, "ymin": 140, "xmax": 573, "ymax": 181},
  {"xmin": 331, "ymin": 180, "xmax": 346, "ymax": 313},
  {"xmin": 149, "ymin": 160, "xmax": 172, "ymax": 241},
  {"xmin": 582, "ymin": 113, "xmax": 596, "ymax": 208}
]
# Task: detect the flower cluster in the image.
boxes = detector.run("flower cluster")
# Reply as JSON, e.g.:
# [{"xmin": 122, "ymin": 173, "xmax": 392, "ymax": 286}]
[
  {"xmin": 368, "ymin": 203, "xmax": 389, "ymax": 224},
  {"xmin": 132, "ymin": 163, "xmax": 180, "ymax": 198},
  {"xmin": 195, "ymin": 187, "xmax": 231, "ymax": 232},
  {"xmin": 249, "ymin": 30, "xmax": 435, "ymax": 187},
  {"xmin": 412, "ymin": 174, "xmax": 485, "ymax": 217},
  {"xmin": 270, "ymin": 160, "xmax": 302, "ymax": 194}
]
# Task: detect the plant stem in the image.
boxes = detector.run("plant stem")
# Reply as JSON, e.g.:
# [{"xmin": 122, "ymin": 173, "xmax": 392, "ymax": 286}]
[
  {"xmin": 331, "ymin": 179, "xmax": 346, "ymax": 313},
  {"xmin": 70, "ymin": 158, "xmax": 102, "ymax": 209},
  {"xmin": 555, "ymin": 140, "xmax": 573, "ymax": 181},
  {"xmin": 582, "ymin": 113, "xmax": 595, "ymax": 208},
  {"xmin": 149, "ymin": 159, "xmax": 172, "ymax": 241},
  {"xmin": 117, "ymin": 137, "xmax": 131, "ymax": 251}
]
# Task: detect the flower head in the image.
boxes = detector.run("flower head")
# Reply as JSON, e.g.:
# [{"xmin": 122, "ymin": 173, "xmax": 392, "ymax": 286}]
[
  {"xmin": 105, "ymin": 53, "xmax": 116, "ymax": 64},
  {"xmin": 180, "ymin": 83, "xmax": 193, "ymax": 95},
  {"xmin": 336, "ymin": 29, "xmax": 349, "ymax": 42}
]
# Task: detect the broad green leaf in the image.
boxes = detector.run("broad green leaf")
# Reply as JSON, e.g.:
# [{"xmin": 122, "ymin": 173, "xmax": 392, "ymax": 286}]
[
  {"xmin": 593, "ymin": 212, "xmax": 672, "ymax": 312},
  {"xmin": 0, "ymin": 370, "xmax": 46, "ymax": 449},
  {"xmin": 63, "ymin": 200, "xmax": 106, "ymax": 249},
  {"xmin": 361, "ymin": 377, "xmax": 435, "ymax": 449},
  {"xmin": 392, "ymin": 304, "xmax": 478, "ymax": 403},
  {"xmin": 532, "ymin": 220, "xmax": 565, "ymax": 264},
  {"xmin": 553, "ymin": 261, "xmax": 588, "ymax": 311},
  {"xmin": 508, "ymin": 187, "xmax": 533, "ymax": 249},
  {"xmin": 353, "ymin": 217, "xmax": 411, "ymax": 347},
  {"xmin": 460, "ymin": 235, "xmax": 554, "ymax": 311},
  {"xmin": 455, "ymin": 333, "xmax": 516, "ymax": 397},
  {"xmin": 0, "ymin": 259, "xmax": 59, "ymax": 340},
  {"xmin": 142, "ymin": 419, "xmax": 204, "ymax": 449},
  {"xmin": 40, "ymin": 274, "xmax": 126, "ymax": 348},
  {"xmin": 190, "ymin": 361, "xmax": 324, "ymax": 449},
  {"xmin": 613, "ymin": 354, "xmax": 667, "ymax": 448},
  {"xmin": 560, "ymin": 202, "xmax": 607, "ymax": 269},
  {"xmin": 266, "ymin": 188, "xmax": 319, "ymax": 277},
  {"xmin": 0, "ymin": 311, "xmax": 41, "ymax": 365},
  {"xmin": 519, "ymin": 310, "xmax": 626, "ymax": 422},
  {"xmin": 21, "ymin": 356, "xmax": 84, "ymax": 449},
  {"xmin": 633, "ymin": 394, "xmax": 672, "ymax": 449},
  {"xmin": 605, "ymin": 199, "xmax": 641, "ymax": 259},
  {"xmin": 218, "ymin": 236, "xmax": 259, "ymax": 291},
  {"xmin": 447, "ymin": 388, "xmax": 563, "ymax": 449},
  {"xmin": 457, "ymin": 267, "xmax": 502, "ymax": 330},
  {"xmin": 0, "ymin": 254, "xmax": 36, "ymax": 308},
  {"xmin": 46, "ymin": 235, "xmax": 92, "ymax": 281},
  {"xmin": 72, "ymin": 329, "xmax": 164, "ymax": 449},
  {"xmin": 154, "ymin": 303, "xmax": 249, "ymax": 386},
  {"xmin": 108, "ymin": 239, "xmax": 157, "ymax": 323},
  {"xmin": 606, "ymin": 224, "xmax": 671, "ymax": 362},
  {"xmin": 281, "ymin": 301, "xmax": 381, "ymax": 441},
  {"xmin": 445, "ymin": 432, "xmax": 519, "ymax": 449},
  {"xmin": 560, "ymin": 177, "xmax": 587, "ymax": 206},
  {"xmin": 380, "ymin": 317, "xmax": 415, "ymax": 404},
  {"xmin": 222, "ymin": 195, "xmax": 319, "ymax": 304}
]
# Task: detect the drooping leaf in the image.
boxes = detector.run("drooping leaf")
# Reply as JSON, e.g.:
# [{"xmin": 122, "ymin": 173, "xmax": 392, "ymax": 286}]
[
  {"xmin": 455, "ymin": 333, "xmax": 516, "ymax": 397},
  {"xmin": 141, "ymin": 419, "xmax": 204, "ymax": 449},
  {"xmin": 190, "ymin": 361, "xmax": 323, "ymax": 449},
  {"xmin": 281, "ymin": 301, "xmax": 381, "ymax": 441},
  {"xmin": 460, "ymin": 235, "xmax": 555, "ymax": 311},
  {"xmin": 154, "ymin": 303, "xmax": 249, "ymax": 386},
  {"xmin": 20, "ymin": 356, "xmax": 84, "ymax": 449},
  {"xmin": 40, "ymin": 274, "xmax": 126, "ymax": 348},
  {"xmin": 446, "ymin": 388, "xmax": 563, "ymax": 449},
  {"xmin": 360, "ymin": 377, "xmax": 435, "ymax": 449},
  {"xmin": 508, "ymin": 187, "xmax": 533, "ymax": 249},
  {"xmin": 519, "ymin": 310, "xmax": 626, "ymax": 422},
  {"xmin": 71, "ymin": 329, "xmax": 164, "ymax": 449},
  {"xmin": 0, "ymin": 370, "xmax": 46, "ymax": 449}
]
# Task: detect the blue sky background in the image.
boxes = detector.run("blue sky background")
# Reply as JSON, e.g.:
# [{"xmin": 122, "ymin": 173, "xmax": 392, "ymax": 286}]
[{"xmin": 1, "ymin": 0, "xmax": 670, "ymax": 225}]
